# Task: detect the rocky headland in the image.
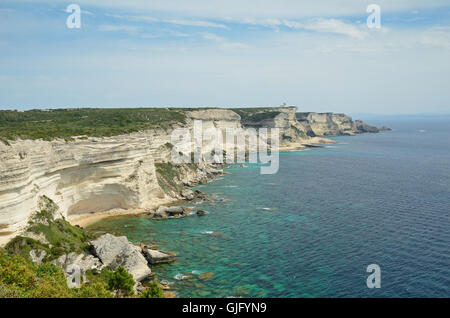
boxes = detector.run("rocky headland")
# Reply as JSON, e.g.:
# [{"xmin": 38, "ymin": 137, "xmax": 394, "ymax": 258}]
[{"xmin": 0, "ymin": 106, "xmax": 388, "ymax": 246}]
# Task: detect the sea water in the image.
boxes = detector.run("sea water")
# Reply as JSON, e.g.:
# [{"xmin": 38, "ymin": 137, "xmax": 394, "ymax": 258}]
[{"xmin": 87, "ymin": 115, "xmax": 450, "ymax": 298}]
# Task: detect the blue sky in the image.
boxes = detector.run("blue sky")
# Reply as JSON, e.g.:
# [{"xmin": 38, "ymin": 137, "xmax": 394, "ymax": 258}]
[{"xmin": 1, "ymin": 0, "xmax": 450, "ymax": 114}]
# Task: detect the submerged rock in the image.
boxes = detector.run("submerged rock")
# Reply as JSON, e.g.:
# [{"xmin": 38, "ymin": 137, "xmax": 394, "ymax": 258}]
[
  {"xmin": 90, "ymin": 233, "xmax": 151, "ymax": 282},
  {"xmin": 196, "ymin": 210, "xmax": 207, "ymax": 216},
  {"xmin": 198, "ymin": 272, "xmax": 215, "ymax": 281}
]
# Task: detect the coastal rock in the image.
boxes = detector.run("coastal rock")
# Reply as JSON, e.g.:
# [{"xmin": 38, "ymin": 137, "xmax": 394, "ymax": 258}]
[
  {"xmin": 181, "ymin": 189, "xmax": 195, "ymax": 200},
  {"xmin": 142, "ymin": 247, "xmax": 176, "ymax": 264},
  {"xmin": 154, "ymin": 206, "xmax": 169, "ymax": 218},
  {"xmin": 354, "ymin": 120, "xmax": 380, "ymax": 133},
  {"xmin": 90, "ymin": 233, "xmax": 151, "ymax": 282},
  {"xmin": 196, "ymin": 210, "xmax": 207, "ymax": 216},
  {"xmin": 296, "ymin": 112, "xmax": 389, "ymax": 136},
  {"xmin": 154, "ymin": 205, "xmax": 191, "ymax": 218}
]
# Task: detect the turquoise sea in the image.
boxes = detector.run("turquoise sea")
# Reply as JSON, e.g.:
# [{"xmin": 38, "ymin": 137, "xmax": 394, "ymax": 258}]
[{"xmin": 87, "ymin": 116, "xmax": 450, "ymax": 298}]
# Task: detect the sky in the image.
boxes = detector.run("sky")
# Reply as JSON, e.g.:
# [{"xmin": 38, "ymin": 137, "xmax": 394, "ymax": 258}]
[{"xmin": 1, "ymin": 0, "xmax": 450, "ymax": 114}]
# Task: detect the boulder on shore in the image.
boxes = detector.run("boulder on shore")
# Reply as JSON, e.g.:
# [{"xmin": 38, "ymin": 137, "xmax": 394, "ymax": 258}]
[
  {"xmin": 154, "ymin": 205, "xmax": 191, "ymax": 218},
  {"xmin": 142, "ymin": 247, "xmax": 176, "ymax": 264},
  {"xmin": 181, "ymin": 189, "xmax": 195, "ymax": 200},
  {"xmin": 90, "ymin": 233, "xmax": 151, "ymax": 282}
]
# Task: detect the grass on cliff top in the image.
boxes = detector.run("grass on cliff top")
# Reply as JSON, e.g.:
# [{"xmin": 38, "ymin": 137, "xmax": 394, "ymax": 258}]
[
  {"xmin": 0, "ymin": 108, "xmax": 186, "ymax": 141},
  {"xmin": 231, "ymin": 108, "xmax": 282, "ymax": 123}
]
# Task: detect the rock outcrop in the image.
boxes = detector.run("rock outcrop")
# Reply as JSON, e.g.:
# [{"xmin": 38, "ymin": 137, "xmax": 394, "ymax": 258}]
[
  {"xmin": 296, "ymin": 112, "xmax": 389, "ymax": 136},
  {"xmin": 90, "ymin": 233, "xmax": 151, "ymax": 282},
  {"xmin": 142, "ymin": 247, "xmax": 176, "ymax": 264},
  {"xmin": 152, "ymin": 205, "xmax": 191, "ymax": 218}
]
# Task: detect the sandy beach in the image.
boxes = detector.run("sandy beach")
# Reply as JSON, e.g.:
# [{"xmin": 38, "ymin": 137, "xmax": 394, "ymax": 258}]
[{"xmin": 69, "ymin": 197, "xmax": 178, "ymax": 227}]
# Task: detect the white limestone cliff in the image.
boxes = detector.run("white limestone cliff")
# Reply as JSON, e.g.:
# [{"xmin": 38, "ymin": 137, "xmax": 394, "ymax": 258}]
[{"xmin": 0, "ymin": 107, "xmax": 381, "ymax": 245}]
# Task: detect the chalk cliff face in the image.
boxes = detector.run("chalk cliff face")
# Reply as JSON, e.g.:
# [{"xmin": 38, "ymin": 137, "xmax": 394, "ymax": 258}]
[
  {"xmin": 0, "ymin": 133, "xmax": 162, "ymax": 245},
  {"xmin": 0, "ymin": 107, "xmax": 386, "ymax": 245},
  {"xmin": 296, "ymin": 112, "xmax": 388, "ymax": 136},
  {"xmin": 234, "ymin": 107, "xmax": 313, "ymax": 150},
  {"xmin": 0, "ymin": 110, "xmax": 248, "ymax": 245}
]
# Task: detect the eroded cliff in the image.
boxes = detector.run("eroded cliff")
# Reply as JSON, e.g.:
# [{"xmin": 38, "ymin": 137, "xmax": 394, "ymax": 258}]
[
  {"xmin": 0, "ymin": 107, "xmax": 386, "ymax": 245},
  {"xmin": 296, "ymin": 112, "xmax": 390, "ymax": 136}
]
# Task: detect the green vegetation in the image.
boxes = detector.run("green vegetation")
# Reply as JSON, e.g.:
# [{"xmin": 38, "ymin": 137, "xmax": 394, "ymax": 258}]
[
  {"xmin": 6, "ymin": 195, "xmax": 93, "ymax": 262},
  {"xmin": 155, "ymin": 162, "xmax": 182, "ymax": 193},
  {"xmin": 106, "ymin": 266, "xmax": 135, "ymax": 297},
  {"xmin": 295, "ymin": 112, "xmax": 311, "ymax": 121},
  {"xmin": 155, "ymin": 162, "xmax": 198, "ymax": 194},
  {"xmin": 0, "ymin": 249, "xmax": 113, "ymax": 298},
  {"xmin": 163, "ymin": 142, "xmax": 174, "ymax": 150},
  {"xmin": 0, "ymin": 108, "xmax": 186, "ymax": 141},
  {"xmin": 1, "ymin": 196, "xmax": 165, "ymax": 298},
  {"xmin": 232, "ymin": 108, "xmax": 282, "ymax": 123},
  {"xmin": 141, "ymin": 279, "xmax": 164, "ymax": 298}
]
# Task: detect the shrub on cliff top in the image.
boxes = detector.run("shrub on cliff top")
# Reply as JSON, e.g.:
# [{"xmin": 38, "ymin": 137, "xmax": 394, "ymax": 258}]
[
  {"xmin": 0, "ymin": 108, "xmax": 186, "ymax": 141},
  {"xmin": 107, "ymin": 266, "xmax": 136, "ymax": 297},
  {"xmin": 141, "ymin": 279, "xmax": 164, "ymax": 298},
  {"xmin": 0, "ymin": 249, "xmax": 113, "ymax": 298}
]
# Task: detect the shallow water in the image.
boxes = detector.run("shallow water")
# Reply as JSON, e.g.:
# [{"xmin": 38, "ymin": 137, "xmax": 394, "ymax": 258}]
[{"xmin": 87, "ymin": 116, "xmax": 450, "ymax": 298}]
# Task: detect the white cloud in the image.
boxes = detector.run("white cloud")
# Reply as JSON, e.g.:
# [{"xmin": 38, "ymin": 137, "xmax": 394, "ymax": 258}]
[
  {"xmin": 105, "ymin": 14, "xmax": 158, "ymax": 22},
  {"xmin": 234, "ymin": 17, "xmax": 368, "ymax": 39},
  {"xmin": 98, "ymin": 24, "xmax": 140, "ymax": 32},
  {"xmin": 2, "ymin": 0, "xmax": 450, "ymax": 114},
  {"xmin": 301, "ymin": 19, "xmax": 368, "ymax": 39},
  {"xmin": 81, "ymin": 10, "xmax": 95, "ymax": 16},
  {"xmin": 163, "ymin": 19, "xmax": 228, "ymax": 29},
  {"xmin": 202, "ymin": 33, "xmax": 250, "ymax": 49},
  {"xmin": 106, "ymin": 14, "xmax": 228, "ymax": 29}
]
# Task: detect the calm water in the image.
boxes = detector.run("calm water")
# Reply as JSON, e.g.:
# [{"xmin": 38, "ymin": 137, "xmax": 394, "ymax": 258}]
[{"xmin": 87, "ymin": 116, "xmax": 450, "ymax": 298}]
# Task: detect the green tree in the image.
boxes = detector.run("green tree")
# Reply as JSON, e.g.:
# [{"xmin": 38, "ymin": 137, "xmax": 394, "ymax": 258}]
[
  {"xmin": 141, "ymin": 279, "xmax": 164, "ymax": 298},
  {"xmin": 107, "ymin": 266, "xmax": 135, "ymax": 297}
]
